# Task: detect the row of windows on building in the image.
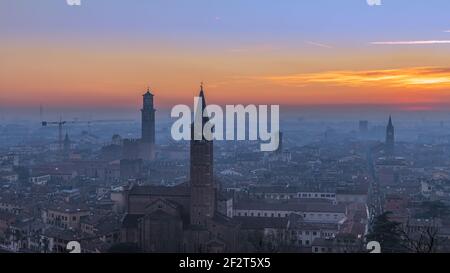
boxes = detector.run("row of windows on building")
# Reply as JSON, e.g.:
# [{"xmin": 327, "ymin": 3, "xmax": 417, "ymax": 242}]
[
  {"xmin": 256, "ymin": 193, "xmax": 336, "ymax": 199},
  {"xmin": 49, "ymin": 214, "xmax": 77, "ymax": 222},
  {"xmin": 291, "ymin": 230, "xmax": 319, "ymax": 236},
  {"xmin": 286, "ymin": 239, "xmax": 316, "ymax": 246},
  {"xmin": 313, "ymin": 246, "xmax": 332, "ymax": 253},
  {"xmin": 234, "ymin": 211, "xmax": 341, "ymax": 219},
  {"xmin": 48, "ymin": 221, "xmax": 68, "ymax": 229},
  {"xmin": 291, "ymin": 231, "xmax": 335, "ymax": 239}
]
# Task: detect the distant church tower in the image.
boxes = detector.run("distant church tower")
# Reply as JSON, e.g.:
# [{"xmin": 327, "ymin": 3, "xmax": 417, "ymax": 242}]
[
  {"xmin": 190, "ymin": 84, "xmax": 216, "ymax": 227},
  {"xmin": 63, "ymin": 133, "xmax": 71, "ymax": 159},
  {"xmin": 141, "ymin": 87, "xmax": 155, "ymax": 144},
  {"xmin": 385, "ymin": 116, "xmax": 395, "ymax": 157},
  {"xmin": 140, "ymin": 87, "xmax": 156, "ymax": 160},
  {"xmin": 276, "ymin": 131, "xmax": 283, "ymax": 154}
]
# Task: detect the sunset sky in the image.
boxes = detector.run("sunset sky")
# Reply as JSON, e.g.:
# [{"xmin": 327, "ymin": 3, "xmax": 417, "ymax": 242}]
[{"xmin": 1, "ymin": 0, "xmax": 450, "ymax": 118}]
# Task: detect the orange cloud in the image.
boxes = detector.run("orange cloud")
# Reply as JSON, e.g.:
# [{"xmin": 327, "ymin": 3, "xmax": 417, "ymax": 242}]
[
  {"xmin": 371, "ymin": 40, "xmax": 450, "ymax": 45},
  {"xmin": 261, "ymin": 67, "xmax": 450, "ymax": 89}
]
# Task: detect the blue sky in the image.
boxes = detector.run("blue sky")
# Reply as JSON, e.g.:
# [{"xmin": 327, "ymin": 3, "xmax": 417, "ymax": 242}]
[{"xmin": 1, "ymin": 0, "xmax": 450, "ymax": 46}]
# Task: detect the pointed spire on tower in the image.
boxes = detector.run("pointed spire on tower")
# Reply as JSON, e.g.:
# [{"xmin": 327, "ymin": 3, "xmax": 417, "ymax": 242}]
[
  {"xmin": 192, "ymin": 83, "xmax": 210, "ymax": 140},
  {"xmin": 144, "ymin": 85, "xmax": 153, "ymax": 96},
  {"xmin": 386, "ymin": 115, "xmax": 395, "ymax": 157},
  {"xmin": 199, "ymin": 82, "xmax": 206, "ymax": 109},
  {"xmin": 63, "ymin": 132, "xmax": 71, "ymax": 156}
]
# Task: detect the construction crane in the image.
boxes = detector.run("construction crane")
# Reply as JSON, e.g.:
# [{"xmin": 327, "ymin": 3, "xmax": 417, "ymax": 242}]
[{"xmin": 41, "ymin": 118, "xmax": 134, "ymax": 152}]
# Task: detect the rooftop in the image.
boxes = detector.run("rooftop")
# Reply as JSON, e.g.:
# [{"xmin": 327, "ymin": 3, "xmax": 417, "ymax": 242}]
[{"xmin": 235, "ymin": 199, "xmax": 346, "ymax": 213}]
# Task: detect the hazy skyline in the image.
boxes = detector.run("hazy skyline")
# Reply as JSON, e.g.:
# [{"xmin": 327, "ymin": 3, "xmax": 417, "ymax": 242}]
[{"xmin": 1, "ymin": 0, "xmax": 450, "ymax": 116}]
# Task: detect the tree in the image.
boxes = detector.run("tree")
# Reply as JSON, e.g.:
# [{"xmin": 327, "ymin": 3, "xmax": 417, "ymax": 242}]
[
  {"xmin": 399, "ymin": 220, "xmax": 440, "ymax": 253},
  {"xmin": 398, "ymin": 201, "xmax": 448, "ymax": 253},
  {"xmin": 420, "ymin": 200, "xmax": 449, "ymax": 219},
  {"xmin": 366, "ymin": 211, "xmax": 404, "ymax": 252},
  {"xmin": 394, "ymin": 200, "xmax": 449, "ymax": 253}
]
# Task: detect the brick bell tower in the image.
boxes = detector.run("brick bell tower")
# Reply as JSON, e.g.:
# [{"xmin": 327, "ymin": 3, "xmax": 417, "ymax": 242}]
[{"xmin": 189, "ymin": 84, "xmax": 216, "ymax": 227}]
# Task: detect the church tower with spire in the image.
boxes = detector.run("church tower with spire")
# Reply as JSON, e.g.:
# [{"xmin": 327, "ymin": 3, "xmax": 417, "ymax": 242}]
[
  {"xmin": 190, "ymin": 84, "xmax": 216, "ymax": 227},
  {"xmin": 386, "ymin": 116, "xmax": 395, "ymax": 157}
]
